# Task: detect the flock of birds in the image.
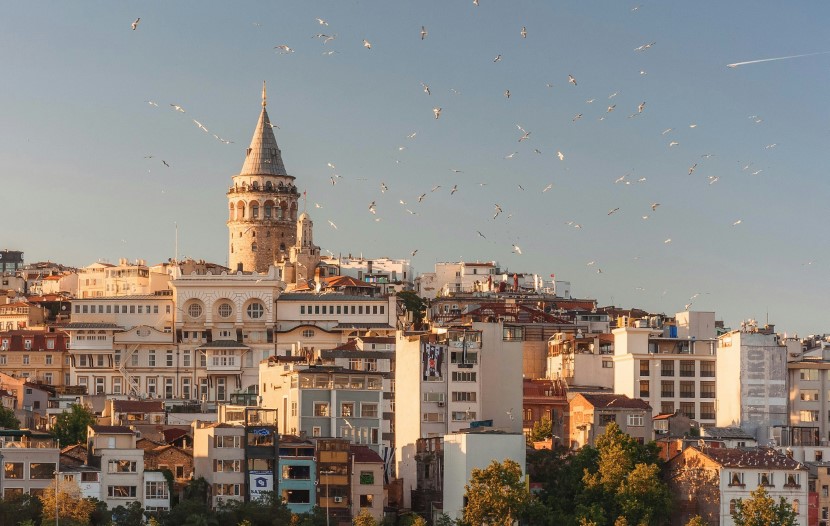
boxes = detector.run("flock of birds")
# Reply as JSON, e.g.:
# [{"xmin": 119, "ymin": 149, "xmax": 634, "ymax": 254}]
[{"xmin": 125, "ymin": 6, "xmax": 825, "ymax": 312}]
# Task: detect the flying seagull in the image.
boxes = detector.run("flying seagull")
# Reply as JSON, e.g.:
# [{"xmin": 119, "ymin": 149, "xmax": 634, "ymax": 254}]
[
  {"xmin": 363, "ymin": 39, "xmax": 372, "ymax": 49},
  {"xmin": 131, "ymin": 18, "xmax": 140, "ymax": 30},
  {"xmin": 520, "ymin": 26, "xmax": 527, "ymax": 38},
  {"xmin": 568, "ymin": 74, "xmax": 577, "ymax": 86},
  {"xmin": 420, "ymin": 26, "xmax": 428, "ymax": 40},
  {"xmin": 433, "ymin": 107, "xmax": 442, "ymax": 119}
]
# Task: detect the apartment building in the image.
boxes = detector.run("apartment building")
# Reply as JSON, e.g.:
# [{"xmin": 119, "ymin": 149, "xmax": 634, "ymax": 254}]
[
  {"xmin": 278, "ymin": 436, "xmax": 317, "ymax": 514},
  {"xmin": 547, "ymin": 331, "xmax": 615, "ymax": 389},
  {"xmin": 667, "ymin": 446, "xmax": 808, "ymax": 526},
  {"xmin": 0, "ymin": 301, "xmax": 46, "ymax": 330},
  {"xmin": 568, "ymin": 393, "xmax": 652, "ymax": 449},
  {"xmin": 613, "ymin": 311, "xmax": 718, "ymax": 426},
  {"xmin": 0, "ymin": 329, "xmax": 69, "ymax": 386},
  {"xmin": 717, "ymin": 328, "xmax": 788, "ymax": 443},
  {"xmin": 0, "ymin": 433, "xmax": 59, "ymax": 499},
  {"xmin": 260, "ymin": 361, "xmax": 385, "ymax": 453},
  {"xmin": 350, "ymin": 445, "xmax": 385, "ymax": 522},
  {"xmin": 395, "ymin": 322, "xmax": 524, "ymax": 507}
]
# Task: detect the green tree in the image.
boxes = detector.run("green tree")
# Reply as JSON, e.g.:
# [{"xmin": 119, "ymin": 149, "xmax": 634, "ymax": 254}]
[
  {"xmin": 290, "ymin": 507, "xmax": 327, "ymax": 526},
  {"xmin": 434, "ymin": 514, "xmax": 457, "ymax": 526},
  {"xmin": 529, "ymin": 416, "xmax": 553, "ymax": 443},
  {"xmin": 462, "ymin": 459, "xmax": 534, "ymax": 526},
  {"xmin": 215, "ymin": 491, "xmax": 292, "ymax": 526},
  {"xmin": 112, "ymin": 501, "xmax": 145, "ymax": 526},
  {"xmin": 0, "ymin": 405, "xmax": 20, "ymax": 430},
  {"xmin": 732, "ymin": 487, "xmax": 797, "ymax": 526},
  {"xmin": 52, "ymin": 403, "xmax": 96, "ymax": 446},
  {"xmin": 0, "ymin": 493, "xmax": 42, "ymax": 526},
  {"xmin": 685, "ymin": 516, "xmax": 709, "ymax": 526},
  {"xmin": 399, "ymin": 514, "xmax": 427, "ymax": 526},
  {"xmin": 396, "ymin": 291, "xmax": 427, "ymax": 329},
  {"xmin": 352, "ymin": 508, "xmax": 378, "ymax": 526}
]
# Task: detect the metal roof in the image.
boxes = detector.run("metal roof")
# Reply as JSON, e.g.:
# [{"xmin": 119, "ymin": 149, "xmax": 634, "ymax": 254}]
[{"xmin": 239, "ymin": 89, "xmax": 289, "ymax": 177}]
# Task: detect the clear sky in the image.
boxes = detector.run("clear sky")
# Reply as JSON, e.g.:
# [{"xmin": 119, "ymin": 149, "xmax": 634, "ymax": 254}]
[{"xmin": 4, "ymin": 2, "xmax": 830, "ymax": 336}]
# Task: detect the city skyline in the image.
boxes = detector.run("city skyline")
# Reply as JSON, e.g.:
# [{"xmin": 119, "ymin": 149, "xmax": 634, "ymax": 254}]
[{"xmin": 4, "ymin": 2, "xmax": 830, "ymax": 335}]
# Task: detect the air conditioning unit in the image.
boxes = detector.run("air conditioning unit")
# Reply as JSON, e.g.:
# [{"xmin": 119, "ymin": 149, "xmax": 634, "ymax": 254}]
[
  {"xmin": 437, "ymin": 401, "xmax": 445, "ymax": 407},
  {"xmin": 333, "ymin": 496, "xmax": 343, "ymax": 503}
]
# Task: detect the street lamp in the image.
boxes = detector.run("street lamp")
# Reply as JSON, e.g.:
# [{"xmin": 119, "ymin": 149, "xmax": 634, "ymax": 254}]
[{"xmin": 320, "ymin": 468, "xmax": 335, "ymax": 526}]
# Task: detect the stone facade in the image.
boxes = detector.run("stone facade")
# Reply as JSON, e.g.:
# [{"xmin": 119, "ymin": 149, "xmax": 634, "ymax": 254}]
[{"xmin": 228, "ymin": 83, "xmax": 300, "ymax": 273}]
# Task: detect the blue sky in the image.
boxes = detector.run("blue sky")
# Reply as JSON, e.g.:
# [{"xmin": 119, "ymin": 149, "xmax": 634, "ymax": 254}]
[{"xmin": 3, "ymin": 2, "xmax": 830, "ymax": 336}]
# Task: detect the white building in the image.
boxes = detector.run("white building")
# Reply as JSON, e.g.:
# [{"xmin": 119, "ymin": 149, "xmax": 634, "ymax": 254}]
[
  {"xmin": 395, "ymin": 322, "xmax": 524, "ymax": 507},
  {"xmin": 442, "ymin": 431, "xmax": 526, "ymax": 522},
  {"xmin": 613, "ymin": 312, "xmax": 718, "ymax": 427},
  {"xmin": 327, "ymin": 256, "xmax": 415, "ymax": 293},
  {"xmin": 192, "ymin": 420, "xmax": 246, "ymax": 508},
  {"xmin": 716, "ymin": 328, "xmax": 788, "ymax": 443}
]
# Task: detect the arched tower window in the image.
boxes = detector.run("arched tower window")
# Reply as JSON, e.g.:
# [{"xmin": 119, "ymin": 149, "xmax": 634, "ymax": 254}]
[
  {"xmin": 252, "ymin": 181, "xmax": 260, "ymax": 190},
  {"xmin": 251, "ymin": 243, "xmax": 258, "ymax": 252},
  {"xmin": 229, "ymin": 203, "xmax": 235, "ymax": 221},
  {"xmin": 265, "ymin": 181, "xmax": 273, "ymax": 191},
  {"xmin": 252, "ymin": 202, "xmax": 259, "ymax": 219}
]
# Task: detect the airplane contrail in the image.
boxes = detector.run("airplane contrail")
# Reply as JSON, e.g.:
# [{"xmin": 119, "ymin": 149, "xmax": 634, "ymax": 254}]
[{"xmin": 727, "ymin": 51, "xmax": 830, "ymax": 68}]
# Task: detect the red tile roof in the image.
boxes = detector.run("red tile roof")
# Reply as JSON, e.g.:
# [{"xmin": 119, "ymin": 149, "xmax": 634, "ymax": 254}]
[
  {"xmin": 90, "ymin": 425, "xmax": 134, "ymax": 434},
  {"xmin": 694, "ymin": 447, "xmax": 807, "ymax": 470},
  {"xmin": 113, "ymin": 400, "xmax": 164, "ymax": 413},
  {"xmin": 350, "ymin": 445, "xmax": 384, "ymax": 463}
]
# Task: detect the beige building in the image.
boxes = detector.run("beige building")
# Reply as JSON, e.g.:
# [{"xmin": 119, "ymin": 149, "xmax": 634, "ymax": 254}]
[
  {"xmin": 547, "ymin": 332, "xmax": 615, "ymax": 389},
  {"xmin": 568, "ymin": 393, "xmax": 652, "ymax": 449},
  {"xmin": 613, "ymin": 311, "xmax": 718, "ymax": 426},
  {"xmin": 350, "ymin": 445, "xmax": 385, "ymax": 522},
  {"xmin": 192, "ymin": 421, "xmax": 246, "ymax": 508},
  {"xmin": 228, "ymin": 83, "xmax": 300, "ymax": 273},
  {"xmin": 0, "ymin": 301, "xmax": 46, "ymax": 330},
  {"xmin": 0, "ymin": 435, "xmax": 59, "ymax": 499}
]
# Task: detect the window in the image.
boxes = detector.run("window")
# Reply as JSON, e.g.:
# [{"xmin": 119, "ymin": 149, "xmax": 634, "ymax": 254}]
[
  {"xmin": 699, "ymin": 361, "xmax": 714, "ymax": 377},
  {"xmin": 679, "ymin": 402, "xmax": 695, "ymax": 419},
  {"xmin": 148, "ymin": 351, "xmax": 156, "ymax": 367},
  {"xmin": 800, "ymin": 369, "xmax": 819, "ymax": 381},
  {"xmin": 730, "ymin": 499, "xmax": 737, "ymax": 514},
  {"xmin": 187, "ymin": 303, "xmax": 203, "ymax": 318},
  {"xmin": 148, "ymin": 377, "xmax": 157, "ymax": 397},
  {"xmin": 801, "ymin": 410, "xmax": 820, "ymax": 422},
  {"xmin": 679, "ymin": 381, "xmax": 695, "ymax": 398},
  {"xmin": 282, "ymin": 465, "xmax": 311, "ymax": 480},
  {"xmin": 602, "ymin": 360, "xmax": 613, "ymax": 369},
  {"xmin": 214, "ymin": 460, "xmax": 241, "ymax": 472},
  {"xmin": 4, "ymin": 463, "xmax": 22, "ymax": 479},
  {"xmin": 183, "ymin": 350, "xmax": 191, "ymax": 367},
  {"xmin": 302, "ymin": 329, "xmax": 315, "ymax": 338},
  {"xmin": 423, "ymin": 392, "xmax": 445, "ymax": 403},
  {"xmin": 679, "ymin": 360, "xmax": 695, "ymax": 377},
  {"xmin": 452, "ymin": 411, "xmax": 475, "ymax": 421},
  {"xmin": 661, "ymin": 381, "xmax": 674, "ymax": 398},
  {"xmin": 452, "ymin": 391, "xmax": 477, "ymax": 402},
  {"xmin": 24, "ymin": 340, "xmax": 32, "ymax": 351},
  {"xmin": 786, "ymin": 473, "xmax": 800, "ymax": 487},
  {"xmin": 146, "ymin": 481, "xmax": 169, "ymax": 499},
  {"xmin": 360, "ymin": 494, "xmax": 374, "ymax": 508},
  {"xmin": 22, "ymin": 355, "xmax": 29, "ymax": 365},
  {"xmin": 300, "ymin": 306, "xmax": 305, "ymax": 315},
  {"xmin": 341, "ymin": 402, "xmax": 354, "ymax": 417},
  {"xmin": 108, "ymin": 460, "xmax": 137, "ymax": 473},
  {"xmin": 214, "ymin": 483, "xmax": 241, "ymax": 496},
  {"xmin": 452, "ymin": 371, "xmax": 477, "ymax": 382},
  {"xmin": 314, "ymin": 403, "xmax": 329, "ymax": 417},
  {"xmin": 759, "ymin": 472, "xmax": 773, "ymax": 486},
  {"xmin": 627, "ymin": 414, "xmax": 644, "ymax": 427},
  {"xmin": 360, "ymin": 471, "xmax": 375, "ymax": 485},
  {"xmin": 661, "ymin": 361, "xmax": 674, "ymax": 376},
  {"xmin": 639, "ymin": 380, "xmax": 650, "ymax": 397},
  {"xmin": 247, "ymin": 302, "xmax": 264, "ymax": 319},
  {"xmin": 312, "ymin": 426, "xmax": 322, "ymax": 437},
  {"xmin": 599, "ymin": 414, "xmax": 616, "ymax": 426},
  {"xmin": 283, "ymin": 489, "xmax": 310, "ymax": 503},
  {"xmin": 423, "ymin": 413, "xmax": 445, "ymax": 422},
  {"xmin": 365, "ymin": 358, "xmax": 378, "ymax": 372},
  {"xmin": 214, "ymin": 435, "xmax": 242, "ymax": 448},
  {"xmin": 730, "ymin": 472, "xmax": 744, "ymax": 486},
  {"xmin": 131, "ymin": 353, "xmax": 139, "ymax": 366},
  {"xmin": 801, "ymin": 389, "xmax": 820, "ymax": 401},
  {"xmin": 700, "ymin": 402, "xmax": 715, "ymax": 420},
  {"xmin": 361, "ymin": 403, "xmax": 378, "ymax": 418},
  {"xmin": 108, "ymin": 486, "xmax": 137, "ymax": 498},
  {"xmin": 166, "ymin": 350, "xmax": 173, "ymax": 367}
]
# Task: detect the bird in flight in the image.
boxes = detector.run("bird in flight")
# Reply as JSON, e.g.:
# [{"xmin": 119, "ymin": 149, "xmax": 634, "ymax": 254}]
[
  {"xmin": 520, "ymin": 26, "xmax": 527, "ymax": 38},
  {"xmin": 504, "ymin": 152, "xmax": 517, "ymax": 159},
  {"xmin": 477, "ymin": 231, "xmax": 486, "ymax": 239},
  {"xmin": 732, "ymin": 219, "xmax": 742, "ymax": 226},
  {"xmin": 518, "ymin": 131, "xmax": 530, "ymax": 142},
  {"xmin": 380, "ymin": 182, "xmax": 388, "ymax": 193},
  {"xmin": 608, "ymin": 207, "xmax": 620, "ymax": 216},
  {"xmin": 493, "ymin": 54, "xmax": 502, "ymax": 63},
  {"xmin": 607, "ymin": 104, "xmax": 616, "ymax": 113},
  {"xmin": 433, "ymin": 107, "xmax": 442, "ymax": 119},
  {"xmin": 512, "ymin": 244, "xmax": 522, "ymax": 254},
  {"xmin": 473, "ymin": 0, "xmax": 479, "ymax": 5},
  {"xmin": 145, "ymin": 100, "xmax": 158, "ymax": 107},
  {"xmin": 450, "ymin": 168, "xmax": 463, "ymax": 173},
  {"xmin": 363, "ymin": 39, "xmax": 372, "ymax": 49},
  {"xmin": 431, "ymin": 185, "xmax": 441, "ymax": 192},
  {"xmin": 316, "ymin": 18, "xmax": 328, "ymax": 26},
  {"xmin": 411, "ymin": 249, "xmax": 418, "ymax": 257},
  {"xmin": 651, "ymin": 202, "xmax": 660, "ymax": 211},
  {"xmin": 568, "ymin": 74, "xmax": 577, "ymax": 86},
  {"xmin": 162, "ymin": 160, "xmax": 170, "ymax": 167},
  {"xmin": 504, "ymin": 89, "xmax": 510, "ymax": 99},
  {"xmin": 573, "ymin": 113, "xmax": 583, "ymax": 122},
  {"xmin": 638, "ymin": 101, "xmax": 646, "ymax": 113},
  {"xmin": 542, "ymin": 183, "xmax": 553, "ymax": 192},
  {"xmin": 421, "ymin": 83, "xmax": 430, "ymax": 95},
  {"xmin": 420, "ymin": 26, "xmax": 428, "ymax": 40},
  {"xmin": 557, "ymin": 151, "xmax": 564, "ymax": 161},
  {"xmin": 635, "ymin": 42, "xmax": 656, "ymax": 52},
  {"xmin": 669, "ymin": 141, "xmax": 679, "ymax": 147},
  {"xmin": 664, "ymin": 238, "xmax": 672, "ymax": 244},
  {"xmin": 131, "ymin": 18, "xmax": 140, "ymax": 30},
  {"xmin": 368, "ymin": 201, "xmax": 376, "ymax": 214},
  {"xmin": 417, "ymin": 193, "xmax": 426, "ymax": 203},
  {"xmin": 193, "ymin": 120, "xmax": 209, "ymax": 133},
  {"xmin": 170, "ymin": 104, "xmax": 185, "ymax": 113},
  {"xmin": 688, "ymin": 163, "xmax": 697, "ymax": 175},
  {"xmin": 328, "ymin": 220, "xmax": 338, "ymax": 229},
  {"xmin": 450, "ymin": 185, "xmax": 458, "ymax": 195},
  {"xmin": 274, "ymin": 45, "xmax": 294, "ymax": 54}
]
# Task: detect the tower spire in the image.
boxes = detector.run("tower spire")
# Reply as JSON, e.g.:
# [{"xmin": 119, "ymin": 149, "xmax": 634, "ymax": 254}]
[{"xmin": 262, "ymin": 80, "xmax": 267, "ymax": 107}]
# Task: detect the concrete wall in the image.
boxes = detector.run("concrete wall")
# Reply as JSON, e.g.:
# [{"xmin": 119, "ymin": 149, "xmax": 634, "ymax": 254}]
[{"xmin": 442, "ymin": 433, "xmax": 526, "ymax": 521}]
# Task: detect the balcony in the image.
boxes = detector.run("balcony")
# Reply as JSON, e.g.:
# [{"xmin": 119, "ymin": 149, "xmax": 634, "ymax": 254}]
[{"xmin": 206, "ymin": 356, "xmax": 241, "ymax": 373}]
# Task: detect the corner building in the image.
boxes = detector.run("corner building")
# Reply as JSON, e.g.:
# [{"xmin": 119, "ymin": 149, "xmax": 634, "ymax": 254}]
[{"xmin": 228, "ymin": 83, "xmax": 300, "ymax": 273}]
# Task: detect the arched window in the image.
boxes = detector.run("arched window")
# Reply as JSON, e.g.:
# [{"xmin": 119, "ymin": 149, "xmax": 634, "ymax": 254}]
[
  {"xmin": 252, "ymin": 205, "xmax": 259, "ymax": 219},
  {"xmin": 187, "ymin": 303, "xmax": 203, "ymax": 319},
  {"xmin": 280, "ymin": 243, "xmax": 286, "ymax": 251},
  {"xmin": 265, "ymin": 204, "xmax": 272, "ymax": 218},
  {"xmin": 729, "ymin": 499, "xmax": 736, "ymax": 515},
  {"xmin": 247, "ymin": 302, "xmax": 264, "ymax": 319},
  {"xmin": 252, "ymin": 181, "xmax": 259, "ymax": 190},
  {"xmin": 265, "ymin": 181, "xmax": 273, "ymax": 191},
  {"xmin": 217, "ymin": 302, "xmax": 233, "ymax": 318}
]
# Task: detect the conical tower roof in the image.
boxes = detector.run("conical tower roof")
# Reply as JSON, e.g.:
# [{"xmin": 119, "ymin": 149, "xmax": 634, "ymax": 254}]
[{"xmin": 239, "ymin": 82, "xmax": 289, "ymax": 177}]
